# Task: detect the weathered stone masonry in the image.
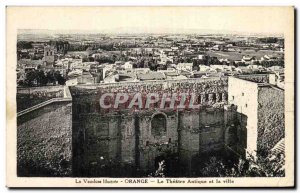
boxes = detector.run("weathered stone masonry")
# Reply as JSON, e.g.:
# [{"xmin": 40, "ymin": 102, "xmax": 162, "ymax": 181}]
[
  {"xmin": 17, "ymin": 100, "xmax": 72, "ymax": 176},
  {"xmin": 70, "ymin": 78, "xmax": 241, "ymax": 176},
  {"xmin": 16, "ymin": 74, "xmax": 284, "ymax": 177}
]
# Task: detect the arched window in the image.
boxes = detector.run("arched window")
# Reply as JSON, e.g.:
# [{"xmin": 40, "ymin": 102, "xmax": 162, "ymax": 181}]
[{"xmin": 151, "ymin": 113, "xmax": 167, "ymax": 136}]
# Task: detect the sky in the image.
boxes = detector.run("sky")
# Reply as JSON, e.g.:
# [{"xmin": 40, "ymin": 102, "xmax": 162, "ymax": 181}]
[{"xmin": 8, "ymin": 6, "xmax": 293, "ymax": 35}]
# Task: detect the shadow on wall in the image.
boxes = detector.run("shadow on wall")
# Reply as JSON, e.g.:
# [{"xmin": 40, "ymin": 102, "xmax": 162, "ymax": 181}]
[{"xmin": 192, "ymin": 112, "xmax": 247, "ymax": 177}]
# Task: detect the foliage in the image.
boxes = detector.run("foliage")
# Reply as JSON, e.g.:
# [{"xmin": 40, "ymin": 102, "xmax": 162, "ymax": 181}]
[
  {"xmin": 23, "ymin": 70, "xmax": 47, "ymax": 87},
  {"xmin": 257, "ymin": 37, "xmax": 279, "ymax": 44},
  {"xmin": 148, "ymin": 160, "xmax": 166, "ymax": 177},
  {"xmin": 17, "ymin": 41, "xmax": 33, "ymax": 50},
  {"xmin": 21, "ymin": 69, "xmax": 66, "ymax": 87},
  {"xmin": 201, "ymin": 151, "xmax": 285, "ymax": 177},
  {"xmin": 260, "ymin": 60, "xmax": 284, "ymax": 68}
]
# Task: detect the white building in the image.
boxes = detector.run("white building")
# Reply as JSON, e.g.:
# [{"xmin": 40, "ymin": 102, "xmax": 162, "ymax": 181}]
[
  {"xmin": 198, "ymin": 54, "xmax": 205, "ymax": 60},
  {"xmin": 199, "ymin": 65, "xmax": 211, "ymax": 72},
  {"xmin": 242, "ymin": 56, "xmax": 256, "ymax": 65},
  {"xmin": 124, "ymin": 61, "xmax": 133, "ymax": 69},
  {"xmin": 177, "ymin": 63, "xmax": 193, "ymax": 72}
]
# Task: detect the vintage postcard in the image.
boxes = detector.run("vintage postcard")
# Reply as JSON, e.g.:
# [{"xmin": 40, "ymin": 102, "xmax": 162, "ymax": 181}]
[{"xmin": 6, "ymin": 6, "xmax": 294, "ymax": 187}]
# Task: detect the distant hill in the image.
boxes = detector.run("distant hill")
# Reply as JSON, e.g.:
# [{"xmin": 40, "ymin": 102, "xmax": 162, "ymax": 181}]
[{"xmin": 17, "ymin": 28, "xmax": 283, "ymax": 38}]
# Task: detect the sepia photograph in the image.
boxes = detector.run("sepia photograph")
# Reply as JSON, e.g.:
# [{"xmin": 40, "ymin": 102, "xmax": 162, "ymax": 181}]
[{"xmin": 6, "ymin": 6, "xmax": 295, "ymax": 187}]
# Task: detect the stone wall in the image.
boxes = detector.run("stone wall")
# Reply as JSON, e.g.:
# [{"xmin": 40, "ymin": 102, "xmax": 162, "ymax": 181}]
[
  {"xmin": 70, "ymin": 78, "xmax": 242, "ymax": 176},
  {"xmin": 17, "ymin": 86, "xmax": 65, "ymax": 112},
  {"xmin": 257, "ymin": 86, "xmax": 284, "ymax": 154},
  {"xmin": 17, "ymin": 100, "xmax": 72, "ymax": 177},
  {"xmin": 16, "ymin": 75, "xmax": 284, "ymax": 177},
  {"xmin": 70, "ymin": 77, "xmax": 228, "ymax": 114},
  {"xmin": 139, "ymin": 111, "xmax": 178, "ymax": 173},
  {"xmin": 236, "ymin": 74, "xmax": 269, "ymax": 83},
  {"xmin": 17, "ymin": 85, "xmax": 65, "ymax": 95},
  {"xmin": 228, "ymin": 77, "xmax": 259, "ymax": 157},
  {"xmin": 228, "ymin": 76, "xmax": 285, "ymax": 157},
  {"xmin": 199, "ymin": 109, "xmax": 227, "ymax": 153}
]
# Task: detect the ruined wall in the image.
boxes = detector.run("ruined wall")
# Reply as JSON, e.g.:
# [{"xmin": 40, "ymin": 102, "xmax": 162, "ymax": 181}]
[
  {"xmin": 71, "ymin": 94, "xmax": 124, "ymax": 176},
  {"xmin": 120, "ymin": 115, "xmax": 135, "ymax": 166},
  {"xmin": 199, "ymin": 109, "xmax": 227, "ymax": 152},
  {"xmin": 179, "ymin": 111, "xmax": 200, "ymax": 163},
  {"xmin": 17, "ymin": 101, "xmax": 72, "ymax": 177},
  {"xmin": 70, "ymin": 77, "xmax": 228, "ymax": 114},
  {"xmin": 257, "ymin": 86, "xmax": 284, "ymax": 154},
  {"xmin": 177, "ymin": 107, "xmax": 238, "ymax": 176},
  {"xmin": 70, "ymin": 78, "xmax": 231, "ymax": 176},
  {"xmin": 139, "ymin": 111, "xmax": 178, "ymax": 173},
  {"xmin": 178, "ymin": 111, "xmax": 200, "ymax": 175}
]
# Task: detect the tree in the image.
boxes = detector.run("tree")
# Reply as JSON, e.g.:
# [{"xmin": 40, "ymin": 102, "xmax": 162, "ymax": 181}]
[
  {"xmin": 46, "ymin": 70, "xmax": 55, "ymax": 85},
  {"xmin": 54, "ymin": 71, "xmax": 66, "ymax": 85},
  {"xmin": 36, "ymin": 70, "xmax": 48, "ymax": 86},
  {"xmin": 200, "ymin": 151, "xmax": 285, "ymax": 177},
  {"xmin": 24, "ymin": 70, "xmax": 38, "ymax": 87},
  {"xmin": 193, "ymin": 60, "xmax": 199, "ymax": 71},
  {"xmin": 149, "ymin": 63, "xmax": 158, "ymax": 71},
  {"xmin": 17, "ymin": 41, "xmax": 33, "ymax": 50}
]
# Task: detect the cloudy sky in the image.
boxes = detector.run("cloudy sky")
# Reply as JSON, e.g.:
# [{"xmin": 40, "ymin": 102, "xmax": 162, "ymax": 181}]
[{"xmin": 8, "ymin": 6, "xmax": 293, "ymax": 35}]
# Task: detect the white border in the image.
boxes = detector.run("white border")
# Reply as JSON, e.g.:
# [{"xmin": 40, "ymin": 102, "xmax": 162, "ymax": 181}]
[{"xmin": 1, "ymin": 1, "xmax": 299, "ymax": 192}]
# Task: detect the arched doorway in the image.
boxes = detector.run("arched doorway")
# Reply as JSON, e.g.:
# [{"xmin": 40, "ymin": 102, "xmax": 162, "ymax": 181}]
[{"xmin": 151, "ymin": 113, "xmax": 167, "ymax": 137}]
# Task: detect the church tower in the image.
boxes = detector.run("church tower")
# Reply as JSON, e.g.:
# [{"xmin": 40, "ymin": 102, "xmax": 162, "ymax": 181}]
[{"xmin": 43, "ymin": 45, "xmax": 56, "ymax": 65}]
